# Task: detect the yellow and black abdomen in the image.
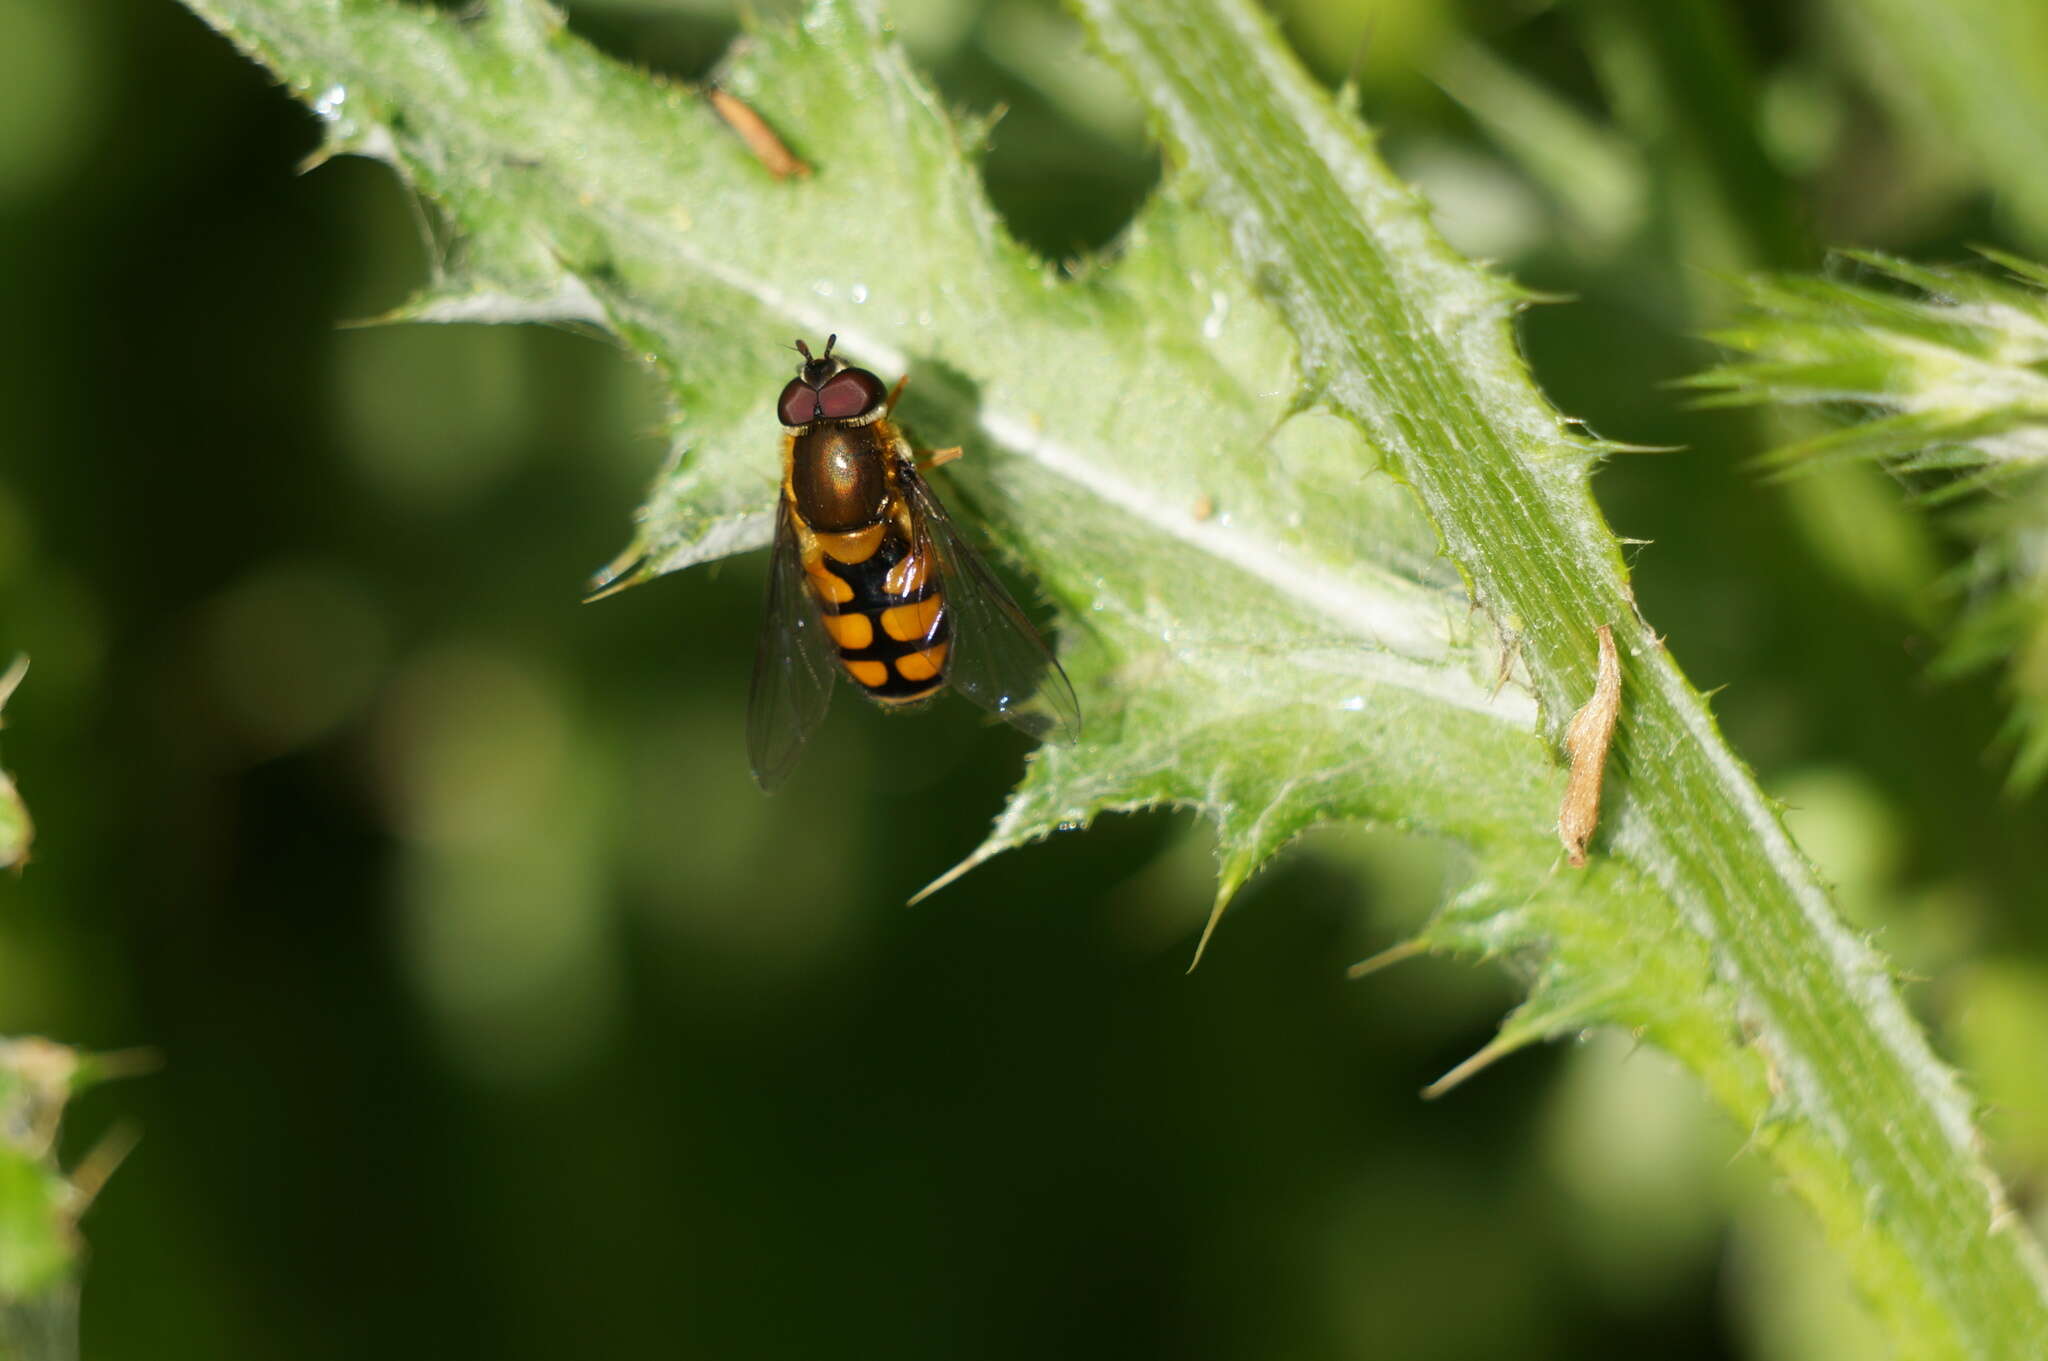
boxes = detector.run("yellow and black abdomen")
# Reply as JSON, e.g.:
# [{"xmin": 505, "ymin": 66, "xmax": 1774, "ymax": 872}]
[
  {"xmin": 804, "ymin": 522, "xmax": 950, "ymax": 703},
  {"xmin": 787, "ymin": 422, "xmax": 950, "ymax": 705}
]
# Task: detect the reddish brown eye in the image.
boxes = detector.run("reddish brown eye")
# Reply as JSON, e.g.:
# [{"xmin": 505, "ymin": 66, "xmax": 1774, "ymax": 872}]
[
  {"xmin": 817, "ymin": 368, "xmax": 883, "ymax": 421},
  {"xmin": 777, "ymin": 378, "xmax": 818, "ymax": 427}
]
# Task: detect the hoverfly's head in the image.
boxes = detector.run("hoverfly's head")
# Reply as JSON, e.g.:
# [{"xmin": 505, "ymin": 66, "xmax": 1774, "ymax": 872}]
[{"xmin": 777, "ymin": 334, "xmax": 888, "ymax": 429}]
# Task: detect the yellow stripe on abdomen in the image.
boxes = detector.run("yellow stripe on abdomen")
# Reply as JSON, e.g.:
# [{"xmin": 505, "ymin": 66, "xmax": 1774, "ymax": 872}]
[
  {"xmin": 821, "ymin": 611, "xmax": 873, "ymax": 650},
  {"xmin": 879, "ymin": 596, "xmax": 943, "ymax": 643},
  {"xmin": 815, "ymin": 524, "xmax": 886, "ymax": 565},
  {"xmin": 842, "ymin": 659, "xmax": 889, "ymax": 687},
  {"xmin": 893, "ymin": 643, "xmax": 949, "ymax": 683}
]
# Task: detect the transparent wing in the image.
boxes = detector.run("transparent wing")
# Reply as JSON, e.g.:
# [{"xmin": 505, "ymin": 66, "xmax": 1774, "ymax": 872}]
[
  {"xmin": 747, "ymin": 500, "xmax": 838, "ymax": 790},
  {"xmin": 903, "ymin": 462, "xmax": 1081, "ymax": 745}
]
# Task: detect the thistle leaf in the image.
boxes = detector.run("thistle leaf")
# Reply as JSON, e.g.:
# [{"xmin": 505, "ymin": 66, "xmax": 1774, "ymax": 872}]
[
  {"xmin": 0, "ymin": 1038, "xmax": 138, "ymax": 1361},
  {"xmin": 1694, "ymin": 251, "xmax": 2048, "ymax": 787},
  {"xmin": 173, "ymin": 0, "xmax": 2048, "ymax": 1353},
  {"xmin": 177, "ymin": 0, "xmax": 1572, "ymax": 949},
  {"xmin": 0, "ymin": 656, "xmax": 29, "ymax": 871}
]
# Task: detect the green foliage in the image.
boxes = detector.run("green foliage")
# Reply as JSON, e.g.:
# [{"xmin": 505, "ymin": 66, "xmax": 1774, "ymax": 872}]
[
  {"xmin": 1826, "ymin": 0, "xmax": 2048, "ymax": 250},
  {"xmin": 0, "ymin": 1039, "xmax": 126, "ymax": 1361},
  {"xmin": 1073, "ymin": 8, "xmax": 2048, "ymax": 1352},
  {"xmin": 0, "ymin": 659, "xmax": 30, "ymax": 872},
  {"xmin": 171, "ymin": 0, "xmax": 2048, "ymax": 1355},
  {"xmin": 1693, "ymin": 251, "xmax": 2048, "ymax": 785},
  {"xmin": 185, "ymin": 0, "xmax": 1566, "ymax": 947}
]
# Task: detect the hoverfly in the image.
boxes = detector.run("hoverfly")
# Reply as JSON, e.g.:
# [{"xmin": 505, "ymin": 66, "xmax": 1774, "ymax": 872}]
[{"xmin": 747, "ymin": 336, "xmax": 1081, "ymax": 790}]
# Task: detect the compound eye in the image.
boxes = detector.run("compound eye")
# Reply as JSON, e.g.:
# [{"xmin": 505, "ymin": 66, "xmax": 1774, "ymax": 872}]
[
  {"xmin": 777, "ymin": 378, "xmax": 818, "ymax": 427},
  {"xmin": 817, "ymin": 368, "xmax": 884, "ymax": 421}
]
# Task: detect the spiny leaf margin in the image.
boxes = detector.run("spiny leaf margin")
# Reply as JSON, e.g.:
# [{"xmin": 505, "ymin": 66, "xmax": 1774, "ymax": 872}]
[
  {"xmin": 172, "ymin": 0, "xmax": 1607, "ymax": 957},
  {"xmin": 167, "ymin": 0, "xmax": 2048, "ymax": 1352},
  {"xmin": 1690, "ymin": 249, "xmax": 2048, "ymax": 786},
  {"xmin": 1075, "ymin": 0, "xmax": 2048, "ymax": 1355}
]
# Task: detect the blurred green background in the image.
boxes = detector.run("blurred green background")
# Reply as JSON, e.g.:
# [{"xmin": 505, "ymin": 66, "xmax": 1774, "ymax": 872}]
[{"xmin": 4, "ymin": 0, "xmax": 2047, "ymax": 1356}]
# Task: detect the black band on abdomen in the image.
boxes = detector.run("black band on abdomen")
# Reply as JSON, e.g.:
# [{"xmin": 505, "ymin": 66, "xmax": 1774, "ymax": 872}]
[
  {"xmin": 836, "ymin": 611, "xmax": 951, "ymax": 665},
  {"xmin": 858, "ymin": 666, "xmax": 946, "ymax": 701},
  {"xmin": 815, "ymin": 532, "xmax": 935, "ymax": 615}
]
